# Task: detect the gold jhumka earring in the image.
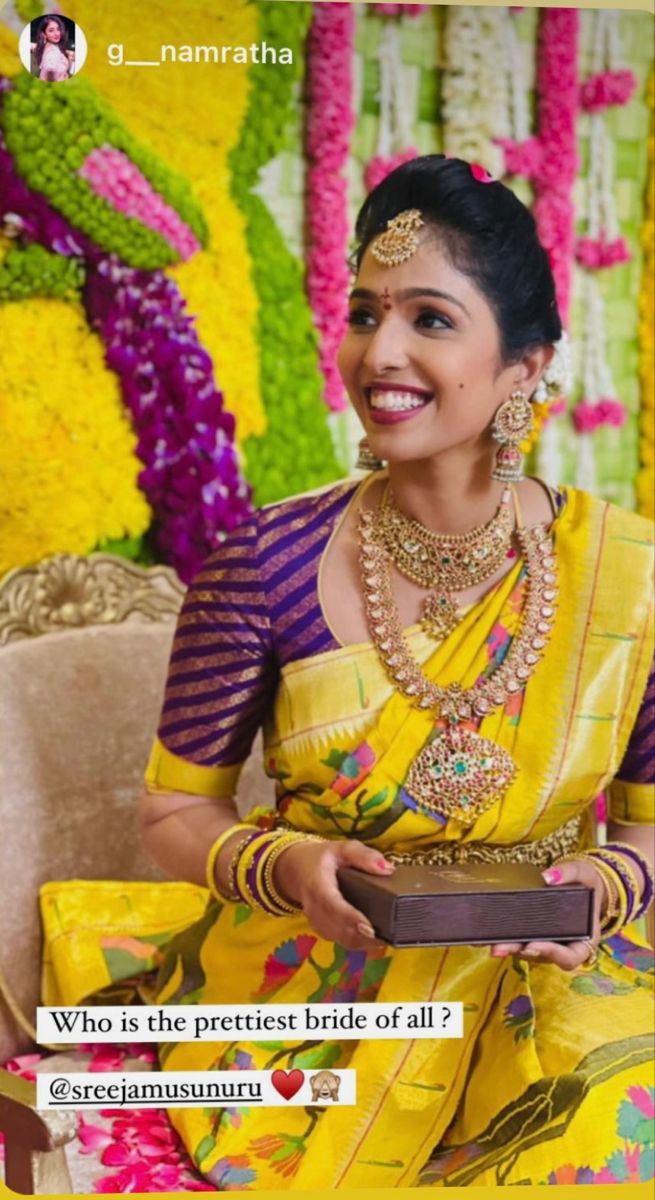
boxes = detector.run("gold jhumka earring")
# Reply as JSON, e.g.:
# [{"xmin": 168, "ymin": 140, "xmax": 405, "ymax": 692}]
[
  {"xmin": 491, "ymin": 389, "xmax": 534, "ymax": 482},
  {"xmin": 355, "ymin": 437, "xmax": 384, "ymax": 472}
]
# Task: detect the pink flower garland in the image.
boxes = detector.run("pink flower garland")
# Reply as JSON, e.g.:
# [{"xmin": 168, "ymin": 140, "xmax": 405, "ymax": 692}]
[
  {"xmin": 79, "ymin": 147, "xmax": 201, "ymax": 262},
  {"xmin": 575, "ymin": 234, "xmax": 630, "ymax": 269},
  {"xmin": 498, "ymin": 9, "xmax": 579, "ymax": 325},
  {"xmin": 305, "ymin": 2, "xmax": 356, "ymax": 412},
  {"xmin": 580, "ymin": 68, "xmax": 636, "ymax": 114},
  {"xmin": 573, "ymin": 397, "xmax": 627, "ymax": 432},
  {"xmin": 364, "ymin": 146, "xmax": 418, "ymax": 192},
  {"xmin": 3, "ymin": 1047, "xmax": 214, "ymax": 1192}
]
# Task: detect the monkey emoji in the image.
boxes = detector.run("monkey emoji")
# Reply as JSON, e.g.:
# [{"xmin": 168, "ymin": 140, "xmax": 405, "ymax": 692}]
[{"xmin": 309, "ymin": 1069, "xmax": 341, "ymax": 1101}]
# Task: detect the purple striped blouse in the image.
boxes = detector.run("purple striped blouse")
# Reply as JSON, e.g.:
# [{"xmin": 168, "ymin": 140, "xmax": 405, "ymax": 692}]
[{"xmin": 157, "ymin": 481, "xmax": 654, "ymax": 784}]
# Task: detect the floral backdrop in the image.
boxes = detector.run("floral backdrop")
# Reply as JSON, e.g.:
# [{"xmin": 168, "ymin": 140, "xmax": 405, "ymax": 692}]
[{"xmin": 0, "ymin": 1, "xmax": 653, "ymax": 585}]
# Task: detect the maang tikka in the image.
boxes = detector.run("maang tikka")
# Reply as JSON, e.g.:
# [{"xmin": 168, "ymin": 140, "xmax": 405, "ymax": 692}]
[
  {"xmin": 371, "ymin": 209, "xmax": 424, "ymax": 267},
  {"xmin": 491, "ymin": 390, "xmax": 534, "ymax": 483}
]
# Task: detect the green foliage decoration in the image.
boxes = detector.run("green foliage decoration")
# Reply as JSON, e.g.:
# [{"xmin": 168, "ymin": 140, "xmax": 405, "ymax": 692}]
[
  {"xmin": 1, "ymin": 72, "xmax": 208, "ymax": 269},
  {"xmin": 229, "ymin": 1, "xmax": 343, "ymax": 505}
]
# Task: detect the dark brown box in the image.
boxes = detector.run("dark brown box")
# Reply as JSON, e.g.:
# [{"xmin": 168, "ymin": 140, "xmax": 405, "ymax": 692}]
[{"xmin": 337, "ymin": 862, "xmax": 594, "ymax": 948}]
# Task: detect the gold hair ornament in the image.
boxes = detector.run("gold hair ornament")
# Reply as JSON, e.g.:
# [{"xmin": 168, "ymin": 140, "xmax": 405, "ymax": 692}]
[{"xmin": 371, "ymin": 209, "xmax": 424, "ymax": 267}]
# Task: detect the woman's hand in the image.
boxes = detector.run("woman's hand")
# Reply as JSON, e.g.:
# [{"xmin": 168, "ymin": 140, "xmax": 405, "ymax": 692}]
[
  {"xmin": 490, "ymin": 858, "xmax": 605, "ymax": 969},
  {"xmin": 274, "ymin": 838, "xmax": 395, "ymax": 950}
]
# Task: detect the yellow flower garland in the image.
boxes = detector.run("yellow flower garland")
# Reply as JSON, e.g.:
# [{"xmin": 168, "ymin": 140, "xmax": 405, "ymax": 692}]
[
  {"xmin": 0, "ymin": 23, "xmax": 16, "ymax": 78},
  {"xmin": 637, "ymin": 72, "xmax": 654, "ymax": 520},
  {"xmin": 0, "ymin": 298, "xmax": 150, "ymax": 574},
  {"xmin": 63, "ymin": 0, "xmax": 265, "ymax": 442}
]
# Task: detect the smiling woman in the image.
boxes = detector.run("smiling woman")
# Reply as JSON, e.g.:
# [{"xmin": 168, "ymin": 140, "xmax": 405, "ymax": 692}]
[
  {"xmin": 30, "ymin": 14, "xmax": 75, "ymax": 82},
  {"xmin": 140, "ymin": 155, "xmax": 654, "ymax": 1190}
]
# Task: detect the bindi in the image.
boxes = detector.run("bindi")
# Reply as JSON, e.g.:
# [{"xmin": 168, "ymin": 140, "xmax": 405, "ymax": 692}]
[{"xmin": 380, "ymin": 287, "xmax": 393, "ymax": 311}]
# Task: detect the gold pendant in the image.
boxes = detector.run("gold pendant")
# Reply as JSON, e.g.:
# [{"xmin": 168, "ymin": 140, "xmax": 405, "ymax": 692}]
[
  {"xmin": 421, "ymin": 592, "xmax": 459, "ymax": 638},
  {"xmin": 404, "ymin": 724, "xmax": 517, "ymax": 826}
]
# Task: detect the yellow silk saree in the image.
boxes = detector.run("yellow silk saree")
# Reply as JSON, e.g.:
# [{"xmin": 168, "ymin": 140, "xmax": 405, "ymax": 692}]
[{"xmin": 153, "ymin": 488, "xmax": 654, "ymax": 1191}]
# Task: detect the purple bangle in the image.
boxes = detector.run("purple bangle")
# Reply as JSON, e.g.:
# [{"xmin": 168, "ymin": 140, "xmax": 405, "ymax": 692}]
[
  {"xmin": 245, "ymin": 837, "xmax": 276, "ymax": 911},
  {"xmin": 604, "ymin": 843, "xmax": 655, "ymax": 921},
  {"xmin": 231, "ymin": 831, "xmax": 265, "ymax": 905},
  {"xmin": 589, "ymin": 849, "xmax": 641, "ymax": 924}
]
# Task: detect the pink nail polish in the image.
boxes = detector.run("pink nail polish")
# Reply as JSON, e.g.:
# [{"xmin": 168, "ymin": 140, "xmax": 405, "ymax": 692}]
[
  {"xmin": 544, "ymin": 868, "xmax": 562, "ymax": 884},
  {"xmin": 376, "ymin": 859, "xmax": 393, "ymax": 871}
]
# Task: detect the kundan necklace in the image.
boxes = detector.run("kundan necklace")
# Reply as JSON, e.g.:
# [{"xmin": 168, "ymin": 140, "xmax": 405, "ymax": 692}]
[
  {"xmin": 358, "ymin": 488, "xmax": 558, "ymax": 826},
  {"xmin": 375, "ymin": 484, "xmax": 514, "ymax": 637}
]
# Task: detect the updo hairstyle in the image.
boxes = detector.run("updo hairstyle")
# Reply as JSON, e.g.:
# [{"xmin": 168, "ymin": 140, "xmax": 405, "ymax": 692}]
[{"xmin": 352, "ymin": 155, "xmax": 562, "ymax": 366}]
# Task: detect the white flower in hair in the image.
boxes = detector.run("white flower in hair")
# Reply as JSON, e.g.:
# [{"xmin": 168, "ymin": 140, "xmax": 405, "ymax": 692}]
[{"xmin": 533, "ymin": 331, "xmax": 572, "ymax": 404}]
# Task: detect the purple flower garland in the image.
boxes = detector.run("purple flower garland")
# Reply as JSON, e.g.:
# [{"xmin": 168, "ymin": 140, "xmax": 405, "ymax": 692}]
[
  {"xmin": 1, "ymin": 84, "xmax": 251, "ymax": 582},
  {"xmin": 86, "ymin": 257, "xmax": 251, "ymax": 580}
]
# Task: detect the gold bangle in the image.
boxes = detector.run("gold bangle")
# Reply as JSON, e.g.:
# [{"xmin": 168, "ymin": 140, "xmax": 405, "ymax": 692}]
[
  {"xmin": 591, "ymin": 848, "xmax": 641, "ymax": 920},
  {"xmin": 591, "ymin": 860, "xmax": 630, "ymax": 936},
  {"xmin": 226, "ymin": 832, "xmax": 262, "ymax": 901},
  {"xmin": 261, "ymin": 832, "xmax": 326, "ymax": 915},
  {"xmin": 205, "ymin": 824, "xmax": 259, "ymax": 902},
  {"xmin": 262, "ymin": 836, "xmax": 308, "ymax": 914}
]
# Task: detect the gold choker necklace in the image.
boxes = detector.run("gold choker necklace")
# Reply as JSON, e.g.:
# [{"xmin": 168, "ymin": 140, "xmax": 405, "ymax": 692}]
[
  {"xmin": 358, "ymin": 499, "xmax": 558, "ymax": 826},
  {"xmin": 373, "ymin": 485, "xmax": 514, "ymax": 637}
]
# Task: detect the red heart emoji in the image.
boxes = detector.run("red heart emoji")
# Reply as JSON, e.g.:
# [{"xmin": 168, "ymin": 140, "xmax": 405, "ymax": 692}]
[{"xmin": 271, "ymin": 1068, "xmax": 305, "ymax": 1101}]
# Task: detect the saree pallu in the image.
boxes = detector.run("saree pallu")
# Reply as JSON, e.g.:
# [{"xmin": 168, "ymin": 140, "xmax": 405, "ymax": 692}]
[{"xmin": 156, "ymin": 490, "xmax": 654, "ymax": 1190}]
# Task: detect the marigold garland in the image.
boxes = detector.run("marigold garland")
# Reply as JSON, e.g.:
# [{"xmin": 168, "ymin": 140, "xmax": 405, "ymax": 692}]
[
  {"xmin": 306, "ymin": 1, "xmax": 356, "ymax": 413},
  {"xmin": 0, "ymin": 297, "xmax": 150, "ymax": 576},
  {"xmin": 637, "ymin": 72, "xmax": 654, "ymax": 520},
  {"xmin": 0, "ymin": 83, "xmax": 252, "ymax": 582}
]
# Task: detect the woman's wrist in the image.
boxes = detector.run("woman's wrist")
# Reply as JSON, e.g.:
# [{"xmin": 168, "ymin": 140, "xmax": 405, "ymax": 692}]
[{"xmin": 270, "ymin": 841, "xmax": 310, "ymax": 907}]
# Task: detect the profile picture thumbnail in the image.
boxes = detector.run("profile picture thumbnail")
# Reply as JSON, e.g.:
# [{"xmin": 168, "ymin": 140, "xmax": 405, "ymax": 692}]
[{"xmin": 18, "ymin": 13, "xmax": 88, "ymax": 82}]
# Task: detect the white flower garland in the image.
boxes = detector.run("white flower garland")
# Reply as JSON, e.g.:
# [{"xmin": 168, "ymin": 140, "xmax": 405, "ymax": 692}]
[
  {"xmin": 442, "ymin": 7, "xmax": 513, "ymax": 177},
  {"xmin": 584, "ymin": 13, "xmax": 622, "ymax": 243},
  {"xmin": 375, "ymin": 20, "xmax": 415, "ymax": 157},
  {"xmin": 503, "ymin": 10, "xmax": 530, "ymax": 144}
]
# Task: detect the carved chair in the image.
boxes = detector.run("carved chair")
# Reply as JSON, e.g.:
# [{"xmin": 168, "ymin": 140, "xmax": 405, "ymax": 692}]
[{"xmin": 0, "ymin": 553, "xmax": 272, "ymax": 1193}]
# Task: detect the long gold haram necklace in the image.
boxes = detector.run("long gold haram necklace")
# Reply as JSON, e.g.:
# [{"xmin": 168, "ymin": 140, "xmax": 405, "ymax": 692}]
[
  {"xmin": 358, "ymin": 491, "xmax": 558, "ymax": 826},
  {"xmin": 376, "ymin": 484, "xmax": 514, "ymax": 637}
]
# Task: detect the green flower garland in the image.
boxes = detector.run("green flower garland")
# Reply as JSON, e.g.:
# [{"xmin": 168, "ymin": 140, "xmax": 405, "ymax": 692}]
[
  {"xmin": 230, "ymin": 1, "xmax": 343, "ymax": 505},
  {"xmin": 2, "ymin": 73, "xmax": 207, "ymax": 270},
  {"xmin": 15, "ymin": 0, "xmax": 43, "ymax": 22},
  {"xmin": 0, "ymin": 243, "xmax": 84, "ymax": 301}
]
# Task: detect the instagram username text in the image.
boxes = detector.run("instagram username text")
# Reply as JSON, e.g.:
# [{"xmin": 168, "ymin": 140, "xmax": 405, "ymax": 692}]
[{"xmin": 107, "ymin": 42, "xmax": 294, "ymax": 67}]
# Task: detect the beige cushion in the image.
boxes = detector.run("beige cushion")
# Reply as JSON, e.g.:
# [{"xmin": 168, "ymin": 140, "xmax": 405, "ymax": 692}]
[
  {"xmin": 0, "ymin": 622, "xmax": 173, "ymax": 1062},
  {"xmin": 0, "ymin": 590, "xmax": 275, "ymax": 1063}
]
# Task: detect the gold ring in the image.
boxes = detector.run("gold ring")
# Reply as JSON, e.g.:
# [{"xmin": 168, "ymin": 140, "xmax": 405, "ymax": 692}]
[{"xmin": 580, "ymin": 937, "xmax": 599, "ymax": 971}]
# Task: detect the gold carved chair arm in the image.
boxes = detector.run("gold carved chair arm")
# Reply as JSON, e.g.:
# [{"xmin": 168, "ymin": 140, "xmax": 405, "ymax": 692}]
[
  {"xmin": 0, "ymin": 1068, "xmax": 76, "ymax": 1194},
  {"xmin": 0, "ymin": 552, "xmax": 185, "ymax": 644}
]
